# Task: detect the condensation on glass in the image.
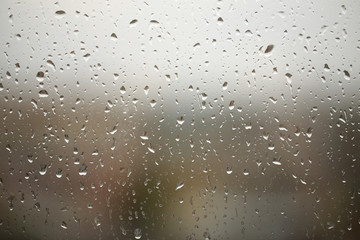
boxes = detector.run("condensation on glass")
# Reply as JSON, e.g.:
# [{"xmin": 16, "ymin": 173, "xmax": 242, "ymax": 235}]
[{"xmin": 0, "ymin": 0, "xmax": 359, "ymax": 239}]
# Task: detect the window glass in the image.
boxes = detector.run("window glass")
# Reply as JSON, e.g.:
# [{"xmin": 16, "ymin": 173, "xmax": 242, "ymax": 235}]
[{"xmin": 1, "ymin": 0, "xmax": 359, "ymax": 239}]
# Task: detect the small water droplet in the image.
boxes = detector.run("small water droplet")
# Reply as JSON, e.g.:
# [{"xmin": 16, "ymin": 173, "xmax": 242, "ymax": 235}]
[
  {"xmin": 34, "ymin": 202, "xmax": 40, "ymax": 211},
  {"xmin": 245, "ymin": 122, "xmax": 252, "ymax": 130},
  {"xmin": 140, "ymin": 132, "xmax": 149, "ymax": 140},
  {"xmin": 55, "ymin": 10, "xmax": 66, "ymax": 18},
  {"xmin": 148, "ymin": 144, "xmax": 155, "ymax": 153},
  {"xmin": 177, "ymin": 116, "xmax": 185, "ymax": 125},
  {"xmin": 176, "ymin": 181, "xmax": 184, "ymax": 190},
  {"xmin": 61, "ymin": 221, "xmax": 68, "ymax": 229},
  {"xmin": 78, "ymin": 163, "xmax": 87, "ymax": 176},
  {"xmin": 264, "ymin": 44, "xmax": 274, "ymax": 57},
  {"xmin": 229, "ymin": 100, "xmax": 235, "ymax": 110},
  {"xmin": 150, "ymin": 99, "xmax": 157, "ymax": 108},
  {"xmin": 111, "ymin": 33, "xmax": 118, "ymax": 40},
  {"xmin": 144, "ymin": 85, "xmax": 149, "ymax": 95},
  {"xmin": 245, "ymin": 30, "xmax": 253, "ymax": 36},
  {"xmin": 222, "ymin": 81, "xmax": 228, "ymax": 90},
  {"xmin": 94, "ymin": 216, "xmax": 101, "ymax": 226},
  {"xmin": 327, "ymin": 221, "xmax": 335, "ymax": 229},
  {"xmin": 149, "ymin": 19, "xmax": 160, "ymax": 27},
  {"xmin": 39, "ymin": 164, "xmax": 47, "ymax": 175},
  {"xmin": 83, "ymin": 53, "xmax": 91, "ymax": 61},
  {"xmin": 120, "ymin": 86, "xmax": 126, "ymax": 94},
  {"xmin": 134, "ymin": 228, "xmax": 142, "ymax": 239},
  {"xmin": 130, "ymin": 19, "xmax": 138, "ymax": 25},
  {"xmin": 36, "ymin": 72, "xmax": 44, "ymax": 81},
  {"xmin": 272, "ymin": 158, "xmax": 282, "ymax": 166},
  {"xmin": 269, "ymin": 97, "xmax": 277, "ymax": 104},
  {"xmin": 226, "ymin": 166, "xmax": 233, "ymax": 174},
  {"xmin": 56, "ymin": 168, "xmax": 62, "ymax": 178},
  {"xmin": 193, "ymin": 42, "xmax": 200, "ymax": 50},
  {"xmin": 5, "ymin": 144, "xmax": 12, "ymax": 153},
  {"xmin": 31, "ymin": 99, "xmax": 38, "ymax": 109},
  {"xmin": 285, "ymin": 73, "xmax": 292, "ymax": 84}
]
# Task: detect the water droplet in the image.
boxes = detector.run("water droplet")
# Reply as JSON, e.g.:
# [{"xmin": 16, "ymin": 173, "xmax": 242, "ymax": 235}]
[
  {"xmin": 47, "ymin": 60, "xmax": 56, "ymax": 70},
  {"xmin": 31, "ymin": 99, "xmax": 38, "ymax": 109},
  {"xmin": 245, "ymin": 122, "xmax": 252, "ymax": 130},
  {"xmin": 226, "ymin": 166, "xmax": 233, "ymax": 174},
  {"xmin": 264, "ymin": 44, "xmax": 274, "ymax": 56},
  {"xmin": 34, "ymin": 202, "xmax": 40, "ymax": 211},
  {"xmin": 55, "ymin": 10, "xmax": 66, "ymax": 18},
  {"xmin": 129, "ymin": 19, "xmax": 138, "ymax": 25},
  {"xmin": 149, "ymin": 20, "xmax": 160, "ymax": 27},
  {"xmin": 120, "ymin": 86, "xmax": 126, "ymax": 94},
  {"xmin": 140, "ymin": 132, "xmax": 149, "ymax": 140},
  {"xmin": 78, "ymin": 163, "xmax": 87, "ymax": 176},
  {"xmin": 110, "ymin": 126, "xmax": 117, "ymax": 135},
  {"xmin": 269, "ymin": 97, "xmax": 277, "ymax": 104},
  {"xmin": 134, "ymin": 228, "xmax": 142, "ymax": 239},
  {"xmin": 327, "ymin": 221, "xmax": 335, "ymax": 229},
  {"xmin": 5, "ymin": 144, "xmax": 12, "ymax": 153},
  {"xmin": 64, "ymin": 134, "xmax": 69, "ymax": 143},
  {"xmin": 39, "ymin": 164, "xmax": 47, "ymax": 175},
  {"xmin": 222, "ymin": 81, "xmax": 228, "ymax": 90},
  {"xmin": 36, "ymin": 72, "xmax": 44, "ymax": 81},
  {"xmin": 285, "ymin": 73, "xmax": 292, "ymax": 84},
  {"xmin": 56, "ymin": 168, "xmax": 62, "ymax": 178},
  {"xmin": 177, "ymin": 116, "xmax": 185, "ymax": 125},
  {"xmin": 39, "ymin": 90, "xmax": 48, "ymax": 98},
  {"xmin": 83, "ymin": 53, "xmax": 91, "ymax": 61},
  {"xmin": 245, "ymin": 30, "xmax": 253, "ymax": 36},
  {"xmin": 229, "ymin": 100, "xmax": 235, "ymax": 110},
  {"xmin": 56, "ymin": 10, "xmax": 66, "ymax": 15},
  {"xmin": 111, "ymin": 33, "xmax": 118, "ymax": 40},
  {"xmin": 150, "ymin": 99, "xmax": 157, "ymax": 108},
  {"xmin": 144, "ymin": 85, "xmax": 149, "ymax": 95},
  {"xmin": 61, "ymin": 221, "xmax": 68, "ymax": 229},
  {"xmin": 176, "ymin": 181, "xmax": 184, "ymax": 190},
  {"xmin": 272, "ymin": 158, "xmax": 282, "ymax": 166},
  {"xmin": 193, "ymin": 42, "xmax": 200, "ymax": 50},
  {"xmin": 94, "ymin": 216, "xmax": 101, "ymax": 226},
  {"xmin": 306, "ymin": 127, "xmax": 313, "ymax": 138},
  {"xmin": 268, "ymin": 144, "xmax": 275, "ymax": 150}
]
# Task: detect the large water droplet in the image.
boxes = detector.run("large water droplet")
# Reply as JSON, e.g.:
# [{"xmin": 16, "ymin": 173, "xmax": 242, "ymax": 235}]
[{"xmin": 39, "ymin": 90, "xmax": 49, "ymax": 98}]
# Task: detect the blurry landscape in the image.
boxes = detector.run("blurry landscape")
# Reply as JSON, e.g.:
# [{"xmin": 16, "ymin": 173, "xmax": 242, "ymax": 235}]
[{"xmin": 0, "ymin": 0, "xmax": 360, "ymax": 239}]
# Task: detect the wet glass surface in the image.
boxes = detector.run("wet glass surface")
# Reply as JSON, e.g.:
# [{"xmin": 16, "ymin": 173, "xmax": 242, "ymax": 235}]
[{"xmin": 0, "ymin": 0, "xmax": 360, "ymax": 239}]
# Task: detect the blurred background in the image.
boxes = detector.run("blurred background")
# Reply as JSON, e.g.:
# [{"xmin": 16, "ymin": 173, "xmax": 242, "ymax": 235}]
[{"xmin": 0, "ymin": 0, "xmax": 359, "ymax": 239}]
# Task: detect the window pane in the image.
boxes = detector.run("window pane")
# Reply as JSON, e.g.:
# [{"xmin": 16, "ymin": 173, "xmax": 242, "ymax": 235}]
[{"xmin": 1, "ymin": 0, "xmax": 359, "ymax": 239}]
